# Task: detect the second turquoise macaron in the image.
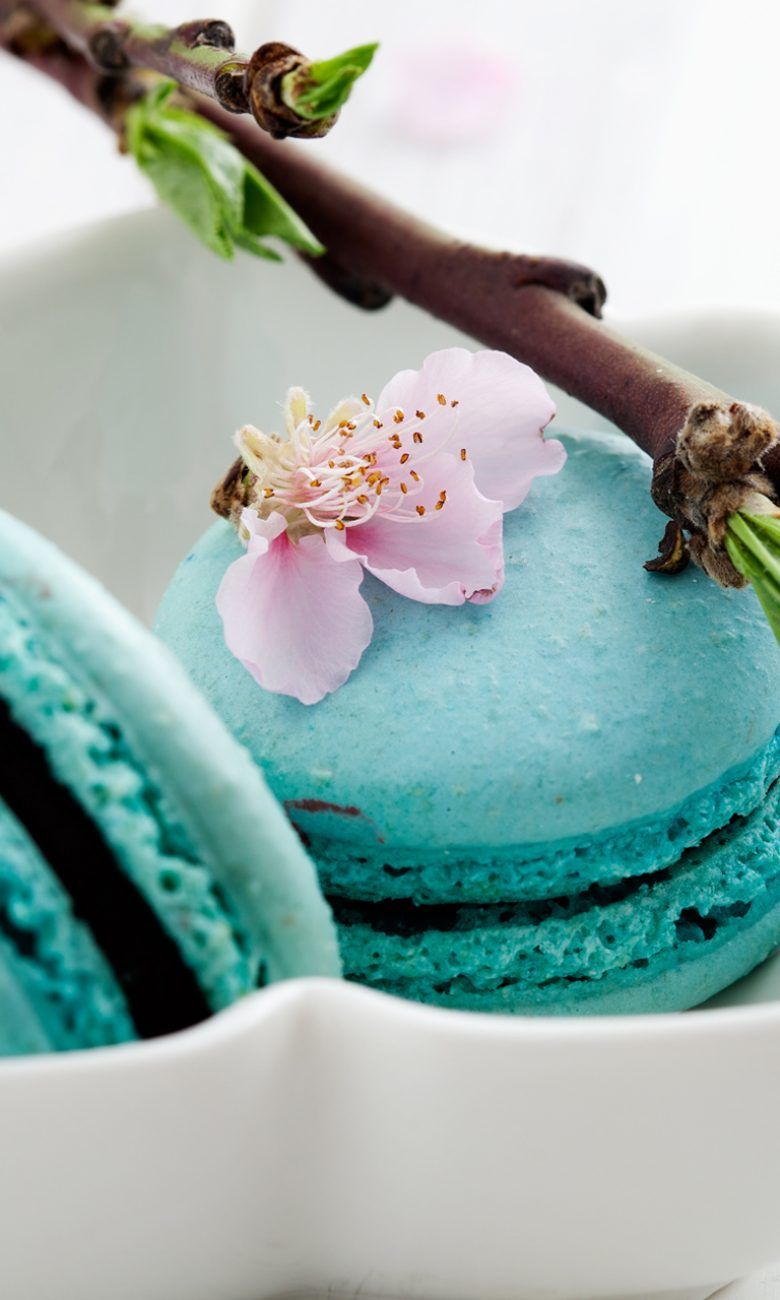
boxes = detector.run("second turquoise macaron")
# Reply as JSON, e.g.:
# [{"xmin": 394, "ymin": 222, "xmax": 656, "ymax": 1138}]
[{"xmin": 157, "ymin": 426, "xmax": 780, "ymax": 1014}]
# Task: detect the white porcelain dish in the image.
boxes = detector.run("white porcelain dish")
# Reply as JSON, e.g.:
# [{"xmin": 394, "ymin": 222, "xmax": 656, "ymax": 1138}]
[{"xmin": 1, "ymin": 210, "xmax": 780, "ymax": 1300}]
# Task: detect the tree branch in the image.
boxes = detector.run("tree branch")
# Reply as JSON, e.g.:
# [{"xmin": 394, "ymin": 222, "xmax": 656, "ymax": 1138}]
[
  {"xmin": 25, "ymin": 0, "xmax": 341, "ymax": 137},
  {"xmin": 4, "ymin": 18, "xmax": 779, "ymax": 578},
  {"xmin": 203, "ymin": 103, "xmax": 780, "ymax": 580}
]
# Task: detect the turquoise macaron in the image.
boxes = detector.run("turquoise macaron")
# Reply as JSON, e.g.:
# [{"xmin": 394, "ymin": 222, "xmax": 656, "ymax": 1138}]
[
  {"xmin": 0, "ymin": 509, "xmax": 340, "ymax": 1056},
  {"xmin": 156, "ymin": 426, "xmax": 780, "ymax": 1014}
]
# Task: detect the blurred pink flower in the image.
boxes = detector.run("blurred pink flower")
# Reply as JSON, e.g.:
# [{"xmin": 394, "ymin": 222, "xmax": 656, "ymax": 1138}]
[
  {"xmin": 217, "ymin": 347, "xmax": 562, "ymax": 705},
  {"xmin": 390, "ymin": 41, "xmax": 518, "ymax": 146}
]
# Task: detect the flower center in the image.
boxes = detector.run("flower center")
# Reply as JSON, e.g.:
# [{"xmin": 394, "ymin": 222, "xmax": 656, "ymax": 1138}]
[{"xmin": 236, "ymin": 389, "xmax": 463, "ymax": 539}]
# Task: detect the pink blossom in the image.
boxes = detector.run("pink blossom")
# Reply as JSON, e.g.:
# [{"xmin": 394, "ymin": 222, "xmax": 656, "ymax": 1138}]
[
  {"xmin": 389, "ymin": 41, "xmax": 518, "ymax": 147},
  {"xmin": 216, "ymin": 347, "xmax": 563, "ymax": 705}
]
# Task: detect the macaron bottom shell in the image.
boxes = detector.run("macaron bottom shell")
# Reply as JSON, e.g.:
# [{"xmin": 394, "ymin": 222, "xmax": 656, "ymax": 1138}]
[{"xmin": 334, "ymin": 772, "xmax": 780, "ymax": 1014}]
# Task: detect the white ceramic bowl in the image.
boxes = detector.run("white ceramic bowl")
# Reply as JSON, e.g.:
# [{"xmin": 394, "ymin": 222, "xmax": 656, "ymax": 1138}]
[{"xmin": 2, "ymin": 210, "xmax": 780, "ymax": 1300}]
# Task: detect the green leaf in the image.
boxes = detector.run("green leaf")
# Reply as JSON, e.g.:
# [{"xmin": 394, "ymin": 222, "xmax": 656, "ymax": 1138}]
[
  {"xmin": 139, "ymin": 137, "xmax": 236, "ymax": 259},
  {"xmin": 725, "ymin": 511, "xmax": 780, "ymax": 644},
  {"xmin": 242, "ymin": 165, "xmax": 323, "ymax": 256},
  {"xmin": 125, "ymin": 80, "xmax": 323, "ymax": 262},
  {"xmin": 283, "ymin": 43, "xmax": 378, "ymax": 121}
]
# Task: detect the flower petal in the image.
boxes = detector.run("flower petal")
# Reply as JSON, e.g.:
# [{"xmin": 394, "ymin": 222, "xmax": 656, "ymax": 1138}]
[
  {"xmin": 217, "ymin": 516, "xmax": 373, "ymax": 705},
  {"xmin": 467, "ymin": 515, "xmax": 504, "ymax": 604},
  {"xmin": 323, "ymin": 394, "xmax": 370, "ymax": 434},
  {"xmin": 284, "ymin": 386, "xmax": 312, "ymax": 436},
  {"xmin": 377, "ymin": 347, "xmax": 562, "ymax": 511},
  {"xmin": 343, "ymin": 453, "xmax": 503, "ymax": 605}
]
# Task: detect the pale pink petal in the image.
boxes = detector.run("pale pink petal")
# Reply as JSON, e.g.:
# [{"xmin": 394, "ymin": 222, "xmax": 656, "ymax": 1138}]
[
  {"xmin": 468, "ymin": 516, "xmax": 505, "ymax": 604},
  {"xmin": 239, "ymin": 508, "xmax": 288, "ymax": 547},
  {"xmin": 323, "ymin": 394, "xmax": 370, "ymax": 434},
  {"xmin": 343, "ymin": 453, "xmax": 503, "ymax": 605},
  {"xmin": 217, "ymin": 516, "xmax": 373, "ymax": 705},
  {"xmin": 282, "ymin": 386, "xmax": 313, "ymax": 438},
  {"xmin": 377, "ymin": 347, "xmax": 562, "ymax": 511}
]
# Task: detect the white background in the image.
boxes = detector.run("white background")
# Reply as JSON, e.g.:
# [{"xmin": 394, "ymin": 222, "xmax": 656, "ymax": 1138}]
[
  {"xmin": 3, "ymin": 0, "xmax": 780, "ymax": 317},
  {"xmin": 3, "ymin": 2, "xmax": 780, "ymax": 1295}
]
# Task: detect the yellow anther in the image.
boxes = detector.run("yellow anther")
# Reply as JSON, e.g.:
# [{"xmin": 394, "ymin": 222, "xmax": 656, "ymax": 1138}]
[
  {"xmin": 460, "ymin": 448, "xmax": 467, "ymax": 461},
  {"xmin": 335, "ymin": 519, "xmax": 346, "ymax": 531},
  {"xmin": 416, "ymin": 504, "xmax": 426, "ymax": 516},
  {"xmin": 413, "ymin": 431, "xmax": 423, "ymax": 444},
  {"xmin": 415, "ymin": 409, "xmax": 426, "ymax": 420},
  {"xmin": 361, "ymin": 393, "xmax": 371, "ymax": 405},
  {"xmin": 437, "ymin": 393, "xmax": 447, "ymax": 405}
]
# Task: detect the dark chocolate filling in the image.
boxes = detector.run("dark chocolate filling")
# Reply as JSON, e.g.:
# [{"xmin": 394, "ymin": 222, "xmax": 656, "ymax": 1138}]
[{"xmin": 0, "ymin": 696, "xmax": 210, "ymax": 1039}]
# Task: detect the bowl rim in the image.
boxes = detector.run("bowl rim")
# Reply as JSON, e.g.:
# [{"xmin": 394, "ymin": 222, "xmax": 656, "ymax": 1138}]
[
  {"xmin": 2, "ymin": 974, "xmax": 780, "ymax": 1084},
  {"xmin": 3, "ymin": 205, "xmax": 780, "ymax": 1078}
]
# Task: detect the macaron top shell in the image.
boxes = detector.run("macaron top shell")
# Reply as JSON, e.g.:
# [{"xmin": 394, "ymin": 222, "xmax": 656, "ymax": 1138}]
[{"xmin": 156, "ymin": 430, "xmax": 780, "ymax": 854}]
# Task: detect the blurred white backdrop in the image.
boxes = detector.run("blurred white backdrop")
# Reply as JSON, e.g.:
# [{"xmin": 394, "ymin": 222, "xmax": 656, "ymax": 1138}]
[
  {"xmin": 3, "ymin": 0, "xmax": 780, "ymax": 315},
  {"xmin": 3, "ymin": 4, "xmax": 780, "ymax": 1297}
]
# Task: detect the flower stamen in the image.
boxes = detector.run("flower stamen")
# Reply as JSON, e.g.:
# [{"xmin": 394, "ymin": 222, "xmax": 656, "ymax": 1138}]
[{"xmin": 235, "ymin": 382, "xmax": 471, "ymax": 541}]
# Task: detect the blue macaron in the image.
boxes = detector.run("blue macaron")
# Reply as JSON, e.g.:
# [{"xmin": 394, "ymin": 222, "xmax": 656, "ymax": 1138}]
[
  {"xmin": 156, "ymin": 426, "xmax": 780, "ymax": 1014},
  {"xmin": 0, "ymin": 509, "xmax": 340, "ymax": 1055}
]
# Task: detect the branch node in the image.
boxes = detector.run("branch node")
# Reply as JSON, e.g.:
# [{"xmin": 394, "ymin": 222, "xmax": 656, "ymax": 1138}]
[
  {"xmin": 303, "ymin": 251, "xmax": 393, "ymax": 311},
  {"xmin": 245, "ymin": 41, "xmax": 337, "ymax": 139},
  {"xmin": 651, "ymin": 400, "xmax": 780, "ymax": 587},
  {"xmin": 87, "ymin": 21, "xmax": 128, "ymax": 72},
  {"xmin": 512, "ymin": 256, "xmax": 607, "ymax": 318},
  {"xmin": 214, "ymin": 58, "xmax": 248, "ymax": 113},
  {"xmin": 178, "ymin": 18, "xmax": 235, "ymax": 51},
  {"xmin": 644, "ymin": 521, "xmax": 690, "ymax": 575}
]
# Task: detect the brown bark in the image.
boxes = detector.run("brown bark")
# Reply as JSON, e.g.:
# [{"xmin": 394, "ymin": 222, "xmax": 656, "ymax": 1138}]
[{"xmin": 25, "ymin": 0, "xmax": 336, "ymax": 136}]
